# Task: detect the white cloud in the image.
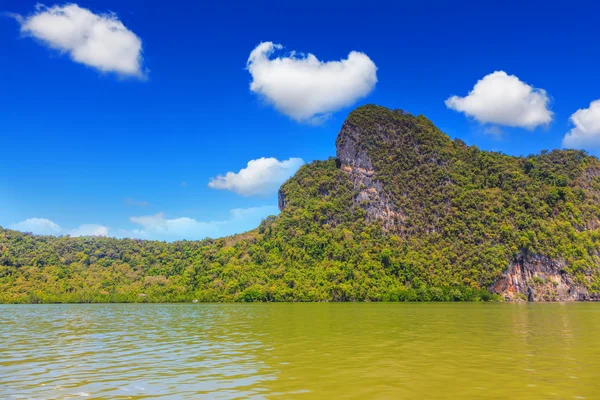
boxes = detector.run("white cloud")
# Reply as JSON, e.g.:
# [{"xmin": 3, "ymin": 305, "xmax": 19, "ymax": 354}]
[
  {"xmin": 208, "ymin": 157, "xmax": 304, "ymax": 196},
  {"xmin": 9, "ymin": 218, "xmax": 61, "ymax": 236},
  {"xmin": 9, "ymin": 218, "xmax": 109, "ymax": 237},
  {"xmin": 8, "ymin": 206, "xmax": 276, "ymax": 241},
  {"xmin": 16, "ymin": 4, "xmax": 145, "ymax": 78},
  {"xmin": 247, "ymin": 42, "xmax": 377, "ymax": 122},
  {"xmin": 69, "ymin": 224, "xmax": 109, "ymax": 237},
  {"xmin": 562, "ymin": 100, "xmax": 600, "ymax": 150},
  {"xmin": 129, "ymin": 206, "xmax": 278, "ymax": 241},
  {"xmin": 483, "ymin": 126, "xmax": 503, "ymax": 137},
  {"xmin": 445, "ymin": 71, "xmax": 552, "ymax": 129}
]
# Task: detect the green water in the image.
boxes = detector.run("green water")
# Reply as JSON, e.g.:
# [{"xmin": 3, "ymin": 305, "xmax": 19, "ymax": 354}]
[{"xmin": 1, "ymin": 303, "xmax": 599, "ymax": 399}]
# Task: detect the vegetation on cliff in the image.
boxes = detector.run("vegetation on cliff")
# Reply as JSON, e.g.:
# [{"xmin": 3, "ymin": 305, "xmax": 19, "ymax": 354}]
[{"xmin": 2, "ymin": 105, "xmax": 600, "ymax": 303}]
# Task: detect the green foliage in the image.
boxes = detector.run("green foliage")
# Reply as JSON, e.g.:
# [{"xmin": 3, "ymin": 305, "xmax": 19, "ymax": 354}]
[{"xmin": 1, "ymin": 105, "xmax": 600, "ymax": 303}]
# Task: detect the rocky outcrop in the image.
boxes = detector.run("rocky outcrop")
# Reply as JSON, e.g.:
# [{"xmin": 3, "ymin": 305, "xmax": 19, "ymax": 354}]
[
  {"xmin": 278, "ymin": 189, "xmax": 287, "ymax": 212},
  {"xmin": 336, "ymin": 122, "xmax": 402, "ymax": 227},
  {"xmin": 490, "ymin": 252, "xmax": 599, "ymax": 302}
]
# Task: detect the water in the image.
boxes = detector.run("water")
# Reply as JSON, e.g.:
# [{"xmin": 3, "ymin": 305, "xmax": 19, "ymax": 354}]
[{"xmin": 1, "ymin": 303, "xmax": 599, "ymax": 399}]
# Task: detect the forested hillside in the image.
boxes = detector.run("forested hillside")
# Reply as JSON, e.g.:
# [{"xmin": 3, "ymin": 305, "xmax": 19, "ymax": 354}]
[{"xmin": 2, "ymin": 105, "xmax": 600, "ymax": 303}]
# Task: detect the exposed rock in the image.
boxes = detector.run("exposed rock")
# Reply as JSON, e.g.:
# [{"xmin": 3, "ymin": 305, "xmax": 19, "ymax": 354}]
[
  {"xmin": 490, "ymin": 252, "xmax": 599, "ymax": 302},
  {"xmin": 336, "ymin": 122, "xmax": 376, "ymax": 170},
  {"xmin": 336, "ymin": 122, "xmax": 402, "ymax": 227},
  {"xmin": 278, "ymin": 189, "xmax": 287, "ymax": 212}
]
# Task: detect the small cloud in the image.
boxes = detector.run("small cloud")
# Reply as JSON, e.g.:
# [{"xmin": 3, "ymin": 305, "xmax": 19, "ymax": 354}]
[
  {"xmin": 125, "ymin": 198, "xmax": 149, "ymax": 207},
  {"xmin": 180, "ymin": 181, "xmax": 187, "ymax": 187},
  {"xmin": 129, "ymin": 206, "xmax": 278, "ymax": 240},
  {"xmin": 446, "ymin": 71, "xmax": 552, "ymax": 129},
  {"xmin": 208, "ymin": 157, "xmax": 304, "ymax": 196},
  {"xmin": 69, "ymin": 224, "xmax": 109, "ymax": 237},
  {"xmin": 483, "ymin": 126, "xmax": 503, "ymax": 137},
  {"xmin": 9, "ymin": 218, "xmax": 108, "ymax": 237},
  {"xmin": 4, "ymin": 12, "xmax": 24, "ymax": 24},
  {"xmin": 9, "ymin": 218, "xmax": 61, "ymax": 235},
  {"xmin": 562, "ymin": 100, "xmax": 600, "ymax": 150},
  {"xmin": 247, "ymin": 42, "xmax": 377, "ymax": 122},
  {"xmin": 14, "ymin": 4, "xmax": 145, "ymax": 78}
]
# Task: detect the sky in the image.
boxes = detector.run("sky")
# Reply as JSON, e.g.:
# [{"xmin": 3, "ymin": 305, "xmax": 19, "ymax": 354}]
[{"xmin": 1, "ymin": 0, "xmax": 600, "ymax": 241}]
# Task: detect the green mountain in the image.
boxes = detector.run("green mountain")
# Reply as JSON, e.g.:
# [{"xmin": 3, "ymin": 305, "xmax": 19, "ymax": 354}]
[{"xmin": 2, "ymin": 105, "xmax": 600, "ymax": 303}]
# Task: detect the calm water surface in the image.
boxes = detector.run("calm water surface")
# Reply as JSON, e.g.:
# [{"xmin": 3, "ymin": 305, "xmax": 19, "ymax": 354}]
[{"xmin": 1, "ymin": 303, "xmax": 599, "ymax": 399}]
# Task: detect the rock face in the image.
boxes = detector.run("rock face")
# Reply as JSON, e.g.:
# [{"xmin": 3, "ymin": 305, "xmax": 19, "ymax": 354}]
[
  {"xmin": 278, "ymin": 190, "xmax": 287, "ymax": 212},
  {"xmin": 335, "ymin": 121, "xmax": 401, "ymax": 227},
  {"xmin": 491, "ymin": 252, "xmax": 598, "ymax": 302}
]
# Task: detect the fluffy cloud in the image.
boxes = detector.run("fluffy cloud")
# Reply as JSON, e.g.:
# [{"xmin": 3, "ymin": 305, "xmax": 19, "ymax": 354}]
[
  {"xmin": 9, "ymin": 218, "xmax": 61, "ymax": 236},
  {"xmin": 69, "ymin": 224, "xmax": 110, "ymax": 237},
  {"xmin": 445, "ymin": 71, "xmax": 552, "ymax": 129},
  {"xmin": 9, "ymin": 218, "xmax": 109, "ymax": 237},
  {"xmin": 129, "ymin": 206, "xmax": 278, "ymax": 241},
  {"xmin": 247, "ymin": 42, "xmax": 377, "ymax": 122},
  {"xmin": 208, "ymin": 157, "xmax": 304, "ymax": 196},
  {"xmin": 562, "ymin": 100, "xmax": 600, "ymax": 150},
  {"xmin": 15, "ymin": 4, "xmax": 145, "ymax": 78}
]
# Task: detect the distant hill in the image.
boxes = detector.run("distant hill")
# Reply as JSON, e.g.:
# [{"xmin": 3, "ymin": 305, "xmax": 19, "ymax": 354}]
[{"xmin": 2, "ymin": 105, "xmax": 600, "ymax": 303}]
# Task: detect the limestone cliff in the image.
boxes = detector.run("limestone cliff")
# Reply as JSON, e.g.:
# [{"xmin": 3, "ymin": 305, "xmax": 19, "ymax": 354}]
[
  {"xmin": 335, "ymin": 121, "xmax": 401, "ymax": 227},
  {"xmin": 491, "ymin": 252, "xmax": 599, "ymax": 301}
]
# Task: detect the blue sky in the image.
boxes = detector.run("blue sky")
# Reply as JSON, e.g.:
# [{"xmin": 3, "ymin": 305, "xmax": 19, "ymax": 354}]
[{"xmin": 1, "ymin": 0, "xmax": 599, "ymax": 240}]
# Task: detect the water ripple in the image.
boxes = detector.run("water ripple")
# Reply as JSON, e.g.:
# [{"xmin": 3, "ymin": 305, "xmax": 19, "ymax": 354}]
[{"xmin": 1, "ymin": 303, "xmax": 600, "ymax": 399}]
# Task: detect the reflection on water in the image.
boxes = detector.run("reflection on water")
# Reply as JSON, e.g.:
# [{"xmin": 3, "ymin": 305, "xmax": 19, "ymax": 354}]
[{"xmin": 1, "ymin": 303, "xmax": 600, "ymax": 399}]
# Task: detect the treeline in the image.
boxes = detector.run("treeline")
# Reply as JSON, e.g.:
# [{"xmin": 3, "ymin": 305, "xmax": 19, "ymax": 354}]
[{"xmin": 0, "ymin": 221, "xmax": 496, "ymax": 304}]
